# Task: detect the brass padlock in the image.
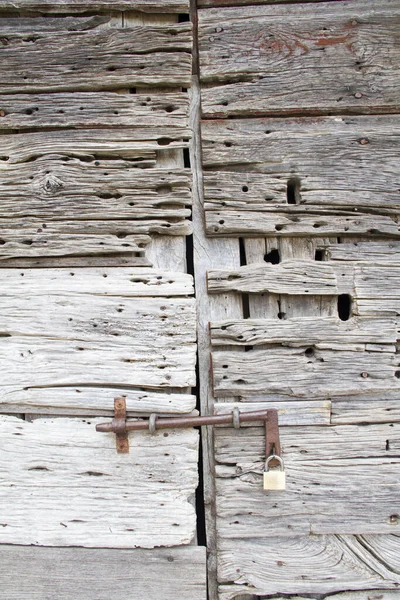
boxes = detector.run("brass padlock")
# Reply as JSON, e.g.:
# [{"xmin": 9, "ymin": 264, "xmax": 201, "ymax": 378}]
[{"xmin": 263, "ymin": 455, "xmax": 286, "ymax": 491}]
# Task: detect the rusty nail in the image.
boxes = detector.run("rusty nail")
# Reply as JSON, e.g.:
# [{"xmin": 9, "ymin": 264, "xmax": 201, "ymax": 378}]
[
  {"xmin": 361, "ymin": 372, "xmax": 369, "ymax": 378},
  {"xmin": 359, "ymin": 138, "xmax": 369, "ymax": 145},
  {"xmin": 354, "ymin": 92, "xmax": 363, "ymax": 98},
  {"xmin": 0, "ymin": 110, "xmax": 5, "ymax": 117}
]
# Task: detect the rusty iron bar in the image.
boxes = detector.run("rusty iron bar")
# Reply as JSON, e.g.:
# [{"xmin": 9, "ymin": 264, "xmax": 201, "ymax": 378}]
[
  {"xmin": 97, "ymin": 409, "xmax": 273, "ymax": 432},
  {"xmin": 97, "ymin": 398, "xmax": 281, "ymax": 458}
]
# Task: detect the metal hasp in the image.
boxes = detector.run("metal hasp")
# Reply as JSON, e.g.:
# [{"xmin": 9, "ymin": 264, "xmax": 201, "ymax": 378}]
[{"xmin": 96, "ymin": 398, "xmax": 282, "ymax": 463}]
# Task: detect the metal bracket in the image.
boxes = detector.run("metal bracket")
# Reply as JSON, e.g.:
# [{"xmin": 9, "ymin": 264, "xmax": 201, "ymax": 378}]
[
  {"xmin": 112, "ymin": 397, "xmax": 129, "ymax": 454},
  {"xmin": 97, "ymin": 398, "xmax": 281, "ymax": 460}
]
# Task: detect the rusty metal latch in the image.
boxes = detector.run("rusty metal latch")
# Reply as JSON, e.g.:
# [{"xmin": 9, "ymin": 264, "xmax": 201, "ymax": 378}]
[{"xmin": 96, "ymin": 397, "xmax": 282, "ymax": 463}]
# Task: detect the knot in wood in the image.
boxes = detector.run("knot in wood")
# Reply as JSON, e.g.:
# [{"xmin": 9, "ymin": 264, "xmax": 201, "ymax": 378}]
[{"xmin": 41, "ymin": 173, "xmax": 63, "ymax": 195}]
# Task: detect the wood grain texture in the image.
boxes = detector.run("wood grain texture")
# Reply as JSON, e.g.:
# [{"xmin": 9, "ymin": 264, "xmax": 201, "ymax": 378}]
[
  {"xmin": 0, "ymin": 128, "xmax": 190, "ymax": 164},
  {"xmin": 213, "ymin": 400, "xmax": 331, "ymax": 426},
  {"xmin": 0, "ymin": 387, "xmax": 196, "ymax": 415},
  {"xmin": 0, "ymin": 268, "xmax": 196, "ymax": 391},
  {"xmin": 0, "ymin": 545, "xmax": 206, "ymax": 600},
  {"xmin": 214, "ymin": 423, "xmax": 400, "ymax": 536},
  {"xmin": 0, "ymin": 0, "xmax": 190, "ymax": 12},
  {"xmin": 332, "ymin": 396, "xmax": 400, "ymax": 424},
  {"xmin": 199, "ymin": 0, "xmax": 400, "ymax": 117},
  {"xmin": 0, "ymin": 415, "xmax": 198, "ymax": 547},
  {"xmin": 355, "ymin": 265, "xmax": 400, "ymax": 316},
  {"xmin": 0, "ymin": 92, "xmax": 190, "ymax": 131},
  {"xmin": 208, "ymin": 261, "xmax": 339, "ymax": 295},
  {"xmin": 0, "ymin": 160, "xmax": 192, "ymax": 257},
  {"xmin": 326, "ymin": 241, "xmax": 400, "ymax": 263},
  {"xmin": 217, "ymin": 536, "xmax": 400, "ymax": 598},
  {"xmin": 0, "ymin": 545, "xmax": 205, "ymax": 599},
  {"xmin": 210, "ymin": 316, "xmax": 396, "ymax": 346},
  {"xmin": 211, "ymin": 346, "xmax": 399, "ymax": 398},
  {"xmin": 201, "ymin": 115, "xmax": 400, "ymax": 237},
  {"xmin": 0, "ymin": 19, "xmax": 192, "ymax": 92}
]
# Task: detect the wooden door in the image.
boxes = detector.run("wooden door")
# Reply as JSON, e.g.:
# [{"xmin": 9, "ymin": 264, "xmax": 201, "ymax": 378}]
[
  {"xmin": 0, "ymin": 2, "xmax": 206, "ymax": 598},
  {"xmin": 194, "ymin": 0, "xmax": 400, "ymax": 598}
]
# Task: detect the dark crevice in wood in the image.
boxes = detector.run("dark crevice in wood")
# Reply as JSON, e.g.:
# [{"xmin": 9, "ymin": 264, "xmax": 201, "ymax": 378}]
[{"xmin": 338, "ymin": 294, "xmax": 352, "ymax": 321}]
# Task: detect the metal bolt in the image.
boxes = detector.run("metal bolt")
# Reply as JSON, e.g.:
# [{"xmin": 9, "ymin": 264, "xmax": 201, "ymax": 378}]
[{"xmin": 361, "ymin": 372, "xmax": 369, "ymax": 378}]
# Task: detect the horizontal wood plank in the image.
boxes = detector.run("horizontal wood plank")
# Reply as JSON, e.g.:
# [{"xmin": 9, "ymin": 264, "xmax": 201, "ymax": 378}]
[
  {"xmin": 208, "ymin": 261, "xmax": 339, "ymax": 295},
  {"xmin": 0, "ymin": 545, "xmax": 206, "ymax": 600},
  {"xmin": 0, "ymin": 92, "xmax": 189, "ymax": 130},
  {"xmin": 199, "ymin": 1, "xmax": 400, "ymax": 117},
  {"xmin": 214, "ymin": 400, "xmax": 331, "ymax": 426},
  {"xmin": 355, "ymin": 265, "xmax": 400, "ymax": 316},
  {"xmin": 201, "ymin": 116, "xmax": 400, "ymax": 236},
  {"xmin": 0, "ymin": 268, "xmax": 196, "ymax": 391},
  {"xmin": 0, "ymin": 128, "xmax": 190, "ymax": 164},
  {"xmin": 0, "ymin": 0, "xmax": 190, "ymax": 12},
  {"xmin": 217, "ymin": 536, "xmax": 400, "ymax": 598},
  {"xmin": 326, "ymin": 241, "xmax": 400, "ymax": 262},
  {"xmin": 210, "ymin": 316, "xmax": 396, "ymax": 346},
  {"xmin": 215, "ymin": 423, "xmax": 400, "ymax": 535},
  {"xmin": 0, "ymin": 20, "xmax": 192, "ymax": 92},
  {"xmin": 0, "ymin": 387, "xmax": 196, "ymax": 415},
  {"xmin": 0, "ymin": 416, "xmax": 198, "ymax": 547},
  {"xmin": 332, "ymin": 396, "xmax": 400, "ymax": 424},
  {"xmin": 211, "ymin": 346, "xmax": 400, "ymax": 398},
  {"xmin": 206, "ymin": 210, "xmax": 399, "ymax": 238}
]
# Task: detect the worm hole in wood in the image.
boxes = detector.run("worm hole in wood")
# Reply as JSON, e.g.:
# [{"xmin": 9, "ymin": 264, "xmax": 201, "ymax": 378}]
[
  {"xmin": 337, "ymin": 294, "xmax": 352, "ymax": 321},
  {"xmin": 287, "ymin": 177, "xmax": 301, "ymax": 205},
  {"xmin": 264, "ymin": 249, "xmax": 280, "ymax": 264}
]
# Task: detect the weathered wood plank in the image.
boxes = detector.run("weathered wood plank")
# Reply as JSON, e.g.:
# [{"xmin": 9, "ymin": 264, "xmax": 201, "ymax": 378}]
[
  {"xmin": 0, "ymin": 545, "xmax": 206, "ymax": 600},
  {"xmin": 199, "ymin": 1, "xmax": 400, "ymax": 117},
  {"xmin": 0, "ymin": 268, "xmax": 195, "ymax": 390},
  {"xmin": 210, "ymin": 316, "xmax": 396, "ymax": 346},
  {"xmin": 0, "ymin": 20, "xmax": 192, "ymax": 92},
  {"xmin": 199, "ymin": 0, "xmax": 355, "ymax": 7},
  {"xmin": 215, "ymin": 423, "xmax": 400, "ymax": 536},
  {"xmin": 0, "ymin": 163, "xmax": 191, "ymax": 215},
  {"xmin": 0, "ymin": 387, "xmax": 196, "ymax": 415},
  {"xmin": 332, "ymin": 396, "xmax": 400, "ymax": 424},
  {"xmin": 0, "ymin": 128, "xmax": 190, "ymax": 164},
  {"xmin": 0, "ymin": 415, "xmax": 198, "ymax": 547},
  {"xmin": 206, "ymin": 210, "xmax": 399, "ymax": 238},
  {"xmin": 355, "ymin": 265, "xmax": 400, "ymax": 315},
  {"xmin": 217, "ymin": 536, "xmax": 400, "ymax": 598},
  {"xmin": 211, "ymin": 347, "xmax": 399, "ymax": 398},
  {"xmin": 326, "ymin": 241, "xmax": 400, "ymax": 263},
  {"xmin": 201, "ymin": 116, "xmax": 400, "ymax": 236},
  {"xmin": 214, "ymin": 400, "xmax": 331, "ymax": 426},
  {"xmin": 0, "ymin": 0, "xmax": 190, "ymax": 12},
  {"xmin": 208, "ymin": 261, "xmax": 339, "ymax": 295},
  {"xmin": 0, "ymin": 92, "xmax": 189, "ymax": 130},
  {"xmin": 203, "ymin": 172, "xmax": 400, "ymax": 211}
]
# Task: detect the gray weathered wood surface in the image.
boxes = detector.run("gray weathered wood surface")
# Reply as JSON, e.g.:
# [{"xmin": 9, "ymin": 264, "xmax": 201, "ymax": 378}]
[
  {"xmin": 208, "ymin": 261, "xmax": 339, "ymax": 295},
  {"xmin": 0, "ymin": 545, "xmax": 206, "ymax": 600},
  {"xmin": 0, "ymin": 18, "xmax": 192, "ymax": 92},
  {"xmin": 217, "ymin": 536, "xmax": 400, "ymax": 598},
  {"xmin": 0, "ymin": 0, "xmax": 190, "ymax": 11},
  {"xmin": 0, "ymin": 268, "xmax": 196, "ymax": 392},
  {"xmin": 212, "ymin": 347, "xmax": 399, "ymax": 398},
  {"xmin": 214, "ymin": 423, "xmax": 400, "ymax": 536},
  {"xmin": 0, "ymin": 160, "xmax": 192, "ymax": 259},
  {"xmin": 0, "ymin": 415, "xmax": 198, "ymax": 547},
  {"xmin": 201, "ymin": 115, "xmax": 400, "ymax": 237},
  {"xmin": 0, "ymin": 92, "xmax": 190, "ymax": 131},
  {"xmin": 210, "ymin": 316, "xmax": 396, "ymax": 346},
  {"xmin": 199, "ymin": 0, "xmax": 400, "ymax": 118}
]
